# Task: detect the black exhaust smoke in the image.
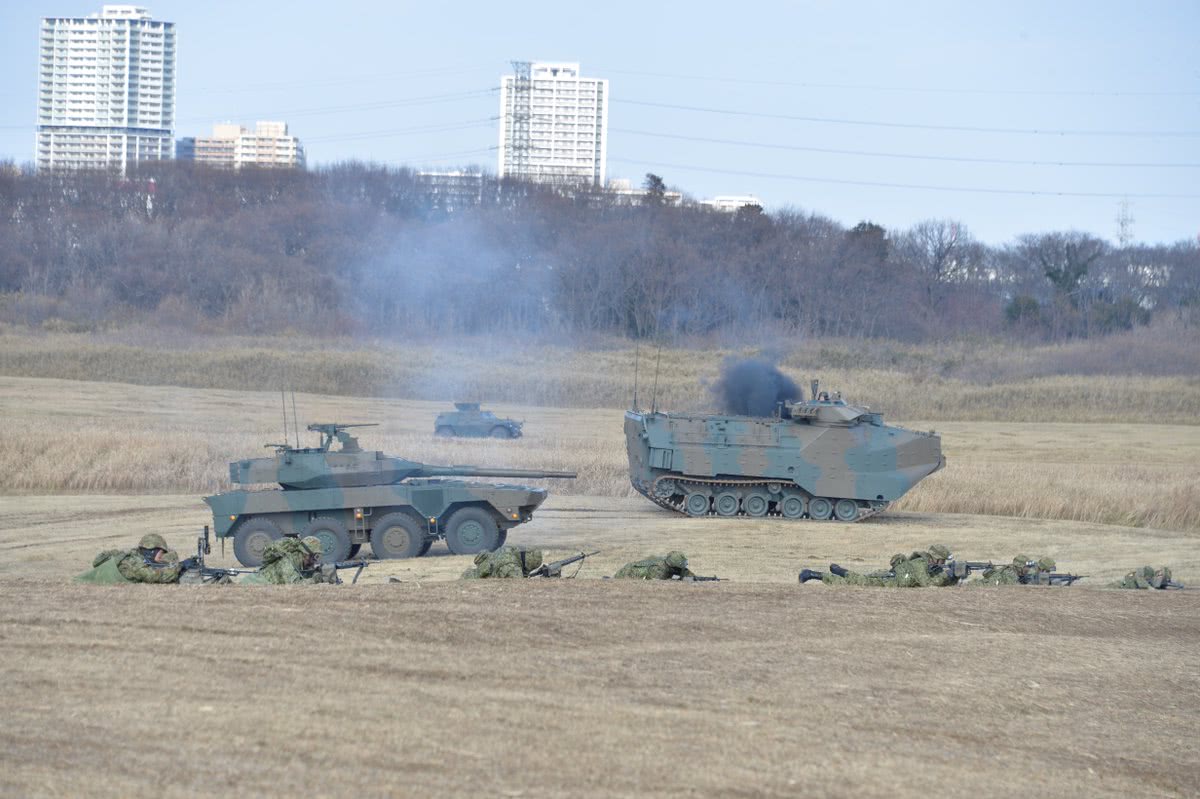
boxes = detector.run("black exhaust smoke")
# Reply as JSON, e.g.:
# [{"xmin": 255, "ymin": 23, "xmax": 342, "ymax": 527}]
[{"xmin": 710, "ymin": 357, "xmax": 801, "ymax": 417}]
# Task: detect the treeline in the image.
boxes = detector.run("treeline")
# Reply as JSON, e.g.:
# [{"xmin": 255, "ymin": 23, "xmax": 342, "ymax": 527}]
[{"xmin": 0, "ymin": 162, "xmax": 1196, "ymax": 341}]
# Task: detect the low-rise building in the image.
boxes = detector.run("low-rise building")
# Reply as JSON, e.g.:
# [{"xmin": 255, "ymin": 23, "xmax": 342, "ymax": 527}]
[{"xmin": 177, "ymin": 121, "xmax": 304, "ymax": 168}]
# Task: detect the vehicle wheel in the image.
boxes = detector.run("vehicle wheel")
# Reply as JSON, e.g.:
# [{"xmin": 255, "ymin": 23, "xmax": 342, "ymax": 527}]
[
  {"xmin": 715, "ymin": 492, "xmax": 741, "ymax": 516},
  {"xmin": 299, "ymin": 517, "xmax": 352, "ymax": 562},
  {"xmin": 684, "ymin": 492, "xmax": 710, "ymax": 516},
  {"xmin": 370, "ymin": 512, "xmax": 424, "ymax": 559},
  {"xmin": 743, "ymin": 492, "xmax": 770, "ymax": 517},
  {"xmin": 496, "ymin": 529, "xmax": 508, "ymax": 548},
  {"xmin": 808, "ymin": 497, "xmax": 834, "ymax": 521},
  {"xmin": 347, "ymin": 544, "xmax": 362, "ymax": 558},
  {"xmin": 490, "ymin": 426, "xmax": 512, "ymax": 439},
  {"xmin": 436, "ymin": 426, "xmax": 455, "ymax": 437},
  {"xmin": 444, "ymin": 507, "xmax": 500, "ymax": 555},
  {"xmin": 418, "ymin": 537, "xmax": 433, "ymax": 556},
  {"xmin": 653, "ymin": 480, "xmax": 677, "ymax": 498},
  {"xmin": 232, "ymin": 517, "xmax": 283, "ymax": 567},
  {"xmin": 834, "ymin": 499, "xmax": 860, "ymax": 522},
  {"xmin": 780, "ymin": 495, "xmax": 807, "ymax": 519}
]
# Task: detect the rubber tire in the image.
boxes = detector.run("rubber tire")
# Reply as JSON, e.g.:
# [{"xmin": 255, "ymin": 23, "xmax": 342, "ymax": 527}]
[
  {"xmin": 496, "ymin": 529, "xmax": 508, "ymax": 548},
  {"xmin": 715, "ymin": 492, "xmax": 741, "ymax": 516},
  {"xmin": 780, "ymin": 495, "xmax": 807, "ymax": 519},
  {"xmin": 436, "ymin": 426, "xmax": 455, "ymax": 437},
  {"xmin": 743, "ymin": 493, "xmax": 769, "ymax": 517},
  {"xmin": 444, "ymin": 507, "xmax": 501, "ymax": 555},
  {"xmin": 834, "ymin": 499, "xmax": 860, "ymax": 522},
  {"xmin": 808, "ymin": 497, "xmax": 834, "ymax": 521},
  {"xmin": 232, "ymin": 516, "xmax": 283, "ymax": 567},
  {"xmin": 490, "ymin": 426, "xmax": 512, "ymax": 439},
  {"xmin": 370, "ymin": 512, "xmax": 425, "ymax": 559},
  {"xmin": 299, "ymin": 517, "xmax": 352, "ymax": 562},
  {"xmin": 684, "ymin": 492, "xmax": 710, "ymax": 516}
]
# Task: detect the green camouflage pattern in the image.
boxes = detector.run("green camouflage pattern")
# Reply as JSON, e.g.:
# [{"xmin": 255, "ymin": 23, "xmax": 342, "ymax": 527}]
[
  {"xmin": 75, "ymin": 546, "xmax": 181, "ymax": 584},
  {"xmin": 974, "ymin": 555, "xmax": 1057, "ymax": 586},
  {"xmin": 624, "ymin": 392, "xmax": 943, "ymax": 520},
  {"xmin": 1111, "ymin": 566, "xmax": 1173, "ymax": 589},
  {"xmin": 613, "ymin": 551, "xmax": 695, "ymax": 580},
  {"xmin": 460, "ymin": 546, "xmax": 544, "ymax": 579},
  {"xmin": 238, "ymin": 538, "xmax": 320, "ymax": 585},
  {"xmin": 204, "ymin": 422, "xmax": 574, "ymax": 567},
  {"xmin": 820, "ymin": 545, "xmax": 956, "ymax": 588},
  {"xmin": 435, "ymin": 402, "xmax": 523, "ymax": 439}
]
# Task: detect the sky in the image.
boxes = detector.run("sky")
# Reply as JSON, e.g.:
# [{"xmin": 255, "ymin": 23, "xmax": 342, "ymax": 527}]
[{"xmin": 0, "ymin": 0, "xmax": 1197, "ymax": 245}]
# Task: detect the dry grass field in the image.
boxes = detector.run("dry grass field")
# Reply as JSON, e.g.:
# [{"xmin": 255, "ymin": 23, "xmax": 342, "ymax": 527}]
[{"xmin": 2, "ymin": 363, "xmax": 1198, "ymax": 797}]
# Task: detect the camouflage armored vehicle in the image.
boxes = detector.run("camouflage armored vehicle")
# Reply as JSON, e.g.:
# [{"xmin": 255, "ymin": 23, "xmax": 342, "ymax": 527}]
[
  {"xmin": 624, "ymin": 382, "xmax": 943, "ymax": 521},
  {"xmin": 435, "ymin": 402, "xmax": 523, "ymax": 439},
  {"xmin": 204, "ymin": 423, "xmax": 575, "ymax": 566}
]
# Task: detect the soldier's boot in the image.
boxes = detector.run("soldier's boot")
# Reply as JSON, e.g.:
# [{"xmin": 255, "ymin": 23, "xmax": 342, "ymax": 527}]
[
  {"xmin": 829, "ymin": 564, "xmax": 849, "ymax": 577},
  {"xmin": 798, "ymin": 569, "xmax": 825, "ymax": 584}
]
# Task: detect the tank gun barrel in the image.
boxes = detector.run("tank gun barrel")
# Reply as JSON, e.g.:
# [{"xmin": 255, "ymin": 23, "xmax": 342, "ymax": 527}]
[{"xmin": 419, "ymin": 466, "xmax": 577, "ymax": 479}]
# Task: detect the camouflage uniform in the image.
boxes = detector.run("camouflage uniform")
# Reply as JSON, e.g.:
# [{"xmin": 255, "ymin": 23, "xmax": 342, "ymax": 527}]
[
  {"xmin": 76, "ymin": 533, "xmax": 182, "ymax": 584},
  {"xmin": 1111, "ymin": 566, "xmax": 1175, "ymax": 590},
  {"xmin": 613, "ymin": 551, "xmax": 694, "ymax": 580},
  {"xmin": 821, "ymin": 544, "xmax": 957, "ymax": 587},
  {"xmin": 973, "ymin": 555, "xmax": 1056, "ymax": 586},
  {"xmin": 460, "ymin": 546, "xmax": 544, "ymax": 579},
  {"xmin": 238, "ymin": 536, "xmax": 326, "ymax": 585}
]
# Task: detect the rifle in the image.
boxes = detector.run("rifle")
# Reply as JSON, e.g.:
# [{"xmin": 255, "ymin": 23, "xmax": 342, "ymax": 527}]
[
  {"xmin": 526, "ymin": 550, "xmax": 599, "ymax": 578},
  {"xmin": 944, "ymin": 560, "xmax": 994, "ymax": 580},
  {"xmin": 326, "ymin": 560, "xmax": 371, "ymax": 585},
  {"xmin": 673, "ymin": 574, "xmax": 722, "ymax": 582},
  {"xmin": 179, "ymin": 526, "xmax": 256, "ymax": 583},
  {"xmin": 1021, "ymin": 571, "xmax": 1085, "ymax": 586}
]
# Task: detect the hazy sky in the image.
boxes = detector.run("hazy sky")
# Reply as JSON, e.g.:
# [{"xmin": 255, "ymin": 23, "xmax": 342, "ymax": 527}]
[{"xmin": 1, "ymin": 0, "xmax": 1197, "ymax": 244}]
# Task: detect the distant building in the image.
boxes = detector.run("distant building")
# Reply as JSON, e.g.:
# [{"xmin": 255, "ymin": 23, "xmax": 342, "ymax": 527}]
[
  {"xmin": 607, "ymin": 178, "xmax": 682, "ymax": 207},
  {"xmin": 415, "ymin": 170, "xmax": 485, "ymax": 211},
  {"xmin": 498, "ymin": 61, "xmax": 608, "ymax": 186},
  {"xmin": 699, "ymin": 195, "xmax": 763, "ymax": 213},
  {"xmin": 36, "ymin": 5, "xmax": 176, "ymax": 172},
  {"xmin": 177, "ymin": 121, "xmax": 305, "ymax": 169}
]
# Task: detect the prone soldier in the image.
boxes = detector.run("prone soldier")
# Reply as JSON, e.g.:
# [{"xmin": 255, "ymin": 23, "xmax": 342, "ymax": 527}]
[
  {"xmin": 1111, "ymin": 566, "xmax": 1182, "ymax": 590},
  {"xmin": 238, "ymin": 536, "xmax": 330, "ymax": 585},
  {"xmin": 799, "ymin": 544, "xmax": 957, "ymax": 587},
  {"xmin": 613, "ymin": 551, "xmax": 693, "ymax": 580},
  {"xmin": 76, "ymin": 533, "xmax": 183, "ymax": 584},
  {"xmin": 461, "ymin": 546, "xmax": 544, "ymax": 579}
]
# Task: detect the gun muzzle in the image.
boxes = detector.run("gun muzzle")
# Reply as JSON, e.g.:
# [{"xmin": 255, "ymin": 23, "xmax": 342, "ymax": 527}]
[
  {"xmin": 798, "ymin": 569, "xmax": 825, "ymax": 584},
  {"xmin": 829, "ymin": 564, "xmax": 849, "ymax": 578}
]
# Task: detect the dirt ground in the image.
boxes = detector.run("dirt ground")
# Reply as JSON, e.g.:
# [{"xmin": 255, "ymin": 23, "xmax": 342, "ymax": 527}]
[{"xmin": 2, "ymin": 494, "xmax": 1198, "ymax": 797}]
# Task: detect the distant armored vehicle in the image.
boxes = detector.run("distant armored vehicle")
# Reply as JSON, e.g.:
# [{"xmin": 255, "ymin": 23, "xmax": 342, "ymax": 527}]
[
  {"xmin": 435, "ymin": 402, "xmax": 523, "ymax": 439},
  {"xmin": 624, "ymin": 382, "xmax": 943, "ymax": 521},
  {"xmin": 205, "ymin": 423, "xmax": 574, "ymax": 566}
]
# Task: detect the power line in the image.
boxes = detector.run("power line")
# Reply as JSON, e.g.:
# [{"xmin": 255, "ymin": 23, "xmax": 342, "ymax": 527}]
[
  {"xmin": 188, "ymin": 64, "xmax": 495, "ymax": 95},
  {"xmin": 608, "ymin": 158, "xmax": 1200, "ymax": 199},
  {"xmin": 597, "ymin": 67, "xmax": 1200, "ymax": 98},
  {"xmin": 611, "ymin": 128, "xmax": 1200, "ymax": 168},
  {"xmin": 614, "ymin": 99, "xmax": 1200, "ymax": 138},
  {"xmin": 305, "ymin": 118, "xmax": 497, "ymax": 144},
  {"xmin": 174, "ymin": 88, "xmax": 498, "ymax": 125}
]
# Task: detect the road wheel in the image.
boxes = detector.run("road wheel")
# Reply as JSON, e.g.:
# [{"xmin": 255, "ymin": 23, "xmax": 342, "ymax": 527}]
[
  {"xmin": 489, "ymin": 426, "xmax": 512, "ymax": 439},
  {"xmin": 436, "ymin": 426, "xmax": 454, "ymax": 437},
  {"xmin": 743, "ymin": 492, "xmax": 770, "ymax": 517},
  {"xmin": 780, "ymin": 495, "xmax": 807, "ymax": 519},
  {"xmin": 444, "ymin": 507, "xmax": 500, "ymax": 555},
  {"xmin": 370, "ymin": 512, "xmax": 424, "ymax": 559},
  {"xmin": 684, "ymin": 492, "xmax": 710, "ymax": 516},
  {"xmin": 232, "ymin": 517, "xmax": 283, "ymax": 567},
  {"xmin": 300, "ymin": 517, "xmax": 352, "ymax": 562},
  {"xmin": 715, "ymin": 492, "xmax": 741, "ymax": 516},
  {"xmin": 808, "ymin": 497, "xmax": 834, "ymax": 521},
  {"xmin": 834, "ymin": 499, "xmax": 860, "ymax": 522}
]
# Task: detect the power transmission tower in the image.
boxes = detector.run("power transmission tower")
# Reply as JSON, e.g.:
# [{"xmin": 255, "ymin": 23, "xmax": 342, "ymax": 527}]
[
  {"xmin": 507, "ymin": 60, "xmax": 532, "ymax": 180},
  {"xmin": 1115, "ymin": 198, "xmax": 1135, "ymax": 248}
]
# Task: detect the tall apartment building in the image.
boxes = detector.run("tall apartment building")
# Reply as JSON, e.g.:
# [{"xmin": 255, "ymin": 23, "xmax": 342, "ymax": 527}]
[
  {"xmin": 36, "ymin": 5, "xmax": 175, "ymax": 172},
  {"xmin": 498, "ymin": 62, "xmax": 608, "ymax": 186},
  {"xmin": 177, "ymin": 121, "xmax": 305, "ymax": 169}
]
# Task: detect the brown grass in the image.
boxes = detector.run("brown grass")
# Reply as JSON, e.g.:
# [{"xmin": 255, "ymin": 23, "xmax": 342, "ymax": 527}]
[
  {"xmin": 2, "ymin": 329, "xmax": 1199, "ymax": 422},
  {"xmin": 1, "ymin": 376, "xmax": 1198, "ymax": 533}
]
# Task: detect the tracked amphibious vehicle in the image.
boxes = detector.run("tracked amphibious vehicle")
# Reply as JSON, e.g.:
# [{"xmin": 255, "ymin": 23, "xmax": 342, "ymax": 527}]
[
  {"xmin": 624, "ymin": 382, "xmax": 943, "ymax": 521},
  {"xmin": 205, "ymin": 423, "xmax": 575, "ymax": 566}
]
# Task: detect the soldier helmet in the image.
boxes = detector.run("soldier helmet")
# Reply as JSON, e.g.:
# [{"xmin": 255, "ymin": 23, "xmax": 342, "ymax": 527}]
[
  {"xmin": 1035, "ymin": 557, "xmax": 1056, "ymax": 572},
  {"xmin": 889, "ymin": 553, "xmax": 908, "ymax": 569},
  {"xmin": 1151, "ymin": 566, "xmax": 1171, "ymax": 588},
  {"xmin": 927, "ymin": 544, "xmax": 951, "ymax": 561},
  {"xmin": 300, "ymin": 536, "xmax": 324, "ymax": 558},
  {"xmin": 473, "ymin": 551, "xmax": 490, "ymax": 565},
  {"xmin": 664, "ymin": 551, "xmax": 688, "ymax": 569},
  {"xmin": 138, "ymin": 533, "xmax": 169, "ymax": 552},
  {"xmin": 1011, "ymin": 554, "xmax": 1032, "ymax": 567}
]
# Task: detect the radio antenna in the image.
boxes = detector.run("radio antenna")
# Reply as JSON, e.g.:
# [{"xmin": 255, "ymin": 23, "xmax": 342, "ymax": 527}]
[
  {"xmin": 632, "ymin": 342, "xmax": 640, "ymax": 411},
  {"xmin": 280, "ymin": 390, "xmax": 289, "ymax": 447},
  {"xmin": 291, "ymin": 391, "xmax": 300, "ymax": 446},
  {"xmin": 650, "ymin": 344, "xmax": 662, "ymax": 413}
]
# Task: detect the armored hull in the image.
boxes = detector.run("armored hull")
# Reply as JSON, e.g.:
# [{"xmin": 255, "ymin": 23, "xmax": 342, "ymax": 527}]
[
  {"xmin": 624, "ymin": 399, "xmax": 943, "ymax": 521},
  {"xmin": 205, "ymin": 423, "xmax": 573, "ymax": 566},
  {"xmin": 435, "ymin": 402, "xmax": 523, "ymax": 438}
]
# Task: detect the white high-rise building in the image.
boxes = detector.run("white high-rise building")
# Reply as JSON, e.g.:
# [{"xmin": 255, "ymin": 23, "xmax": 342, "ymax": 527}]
[
  {"xmin": 36, "ymin": 5, "xmax": 175, "ymax": 172},
  {"xmin": 498, "ymin": 62, "xmax": 608, "ymax": 186}
]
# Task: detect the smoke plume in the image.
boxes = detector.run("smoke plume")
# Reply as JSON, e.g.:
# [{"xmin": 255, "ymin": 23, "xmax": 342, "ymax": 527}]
[{"xmin": 710, "ymin": 357, "xmax": 801, "ymax": 417}]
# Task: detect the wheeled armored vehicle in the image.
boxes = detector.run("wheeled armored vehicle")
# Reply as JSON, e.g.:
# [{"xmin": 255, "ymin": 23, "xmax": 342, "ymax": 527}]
[
  {"xmin": 434, "ymin": 402, "xmax": 523, "ymax": 438},
  {"xmin": 204, "ymin": 423, "xmax": 574, "ymax": 566},
  {"xmin": 624, "ymin": 382, "xmax": 943, "ymax": 521}
]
